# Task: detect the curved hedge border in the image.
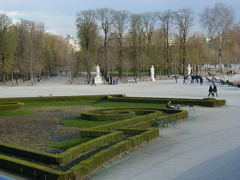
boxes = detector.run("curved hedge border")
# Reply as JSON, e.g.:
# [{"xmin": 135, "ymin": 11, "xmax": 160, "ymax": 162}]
[
  {"xmin": 0, "ymin": 102, "xmax": 24, "ymax": 111},
  {"xmin": 81, "ymin": 109, "xmax": 136, "ymax": 121},
  {"xmin": 0, "ymin": 94, "xmax": 225, "ymax": 179}
]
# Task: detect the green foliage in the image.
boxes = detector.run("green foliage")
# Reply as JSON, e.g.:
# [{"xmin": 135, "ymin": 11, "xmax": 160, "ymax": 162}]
[
  {"xmin": 0, "ymin": 102, "xmax": 24, "ymax": 111},
  {"xmin": 81, "ymin": 108, "xmax": 136, "ymax": 121},
  {"xmin": 61, "ymin": 117, "xmax": 113, "ymax": 128},
  {"xmin": 94, "ymin": 101, "xmax": 166, "ymax": 108},
  {"xmin": 49, "ymin": 137, "xmax": 91, "ymax": 149},
  {"xmin": 0, "ymin": 95, "xmax": 109, "ymax": 103},
  {"xmin": 24, "ymin": 100, "xmax": 97, "ymax": 107},
  {"xmin": 0, "ymin": 94, "xmax": 226, "ymax": 179}
]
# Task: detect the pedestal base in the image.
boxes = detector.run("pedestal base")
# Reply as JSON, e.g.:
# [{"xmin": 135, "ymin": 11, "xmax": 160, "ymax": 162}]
[
  {"xmin": 151, "ymin": 77, "xmax": 155, "ymax": 81},
  {"xmin": 95, "ymin": 76, "xmax": 103, "ymax": 84}
]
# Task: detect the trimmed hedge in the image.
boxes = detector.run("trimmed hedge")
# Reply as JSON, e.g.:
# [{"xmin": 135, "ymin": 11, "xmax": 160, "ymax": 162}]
[
  {"xmin": 0, "ymin": 131, "xmax": 125, "ymax": 165},
  {"xmin": 81, "ymin": 108, "xmax": 136, "ymax": 121},
  {"xmin": 0, "ymin": 142, "xmax": 59, "ymax": 164},
  {"xmin": 0, "ymin": 94, "xmax": 120, "ymax": 103},
  {"xmin": 2, "ymin": 94, "xmax": 222, "ymax": 179},
  {"xmin": 70, "ymin": 129, "xmax": 159, "ymax": 179},
  {"xmin": 108, "ymin": 96, "xmax": 226, "ymax": 107},
  {"xmin": 0, "ymin": 154, "xmax": 74, "ymax": 180},
  {"xmin": 80, "ymin": 108, "xmax": 163, "ymax": 133},
  {"xmin": 0, "ymin": 102, "xmax": 24, "ymax": 111}
]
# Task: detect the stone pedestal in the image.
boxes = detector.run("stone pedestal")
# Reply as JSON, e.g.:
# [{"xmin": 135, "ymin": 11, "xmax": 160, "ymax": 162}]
[{"xmin": 94, "ymin": 76, "xmax": 103, "ymax": 84}]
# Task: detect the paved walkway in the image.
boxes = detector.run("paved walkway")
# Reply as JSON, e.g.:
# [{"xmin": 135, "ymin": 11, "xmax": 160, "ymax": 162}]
[{"xmin": 0, "ymin": 76, "xmax": 240, "ymax": 180}]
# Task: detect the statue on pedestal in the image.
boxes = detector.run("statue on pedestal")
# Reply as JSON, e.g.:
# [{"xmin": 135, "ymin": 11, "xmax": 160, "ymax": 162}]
[
  {"xmin": 96, "ymin": 65, "xmax": 100, "ymax": 77},
  {"xmin": 187, "ymin": 64, "xmax": 191, "ymax": 75},
  {"xmin": 94, "ymin": 65, "xmax": 102, "ymax": 84},
  {"xmin": 150, "ymin": 65, "xmax": 155, "ymax": 81}
]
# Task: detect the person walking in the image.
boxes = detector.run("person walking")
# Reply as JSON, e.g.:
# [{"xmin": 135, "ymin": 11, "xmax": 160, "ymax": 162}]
[
  {"xmin": 92, "ymin": 78, "xmax": 96, "ymax": 86},
  {"xmin": 175, "ymin": 75, "xmax": 178, "ymax": 83},
  {"xmin": 213, "ymin": 84, "xmax": 218, "ymax": 97},
  {"xmin": 208, "ymin": 84, "xmax": 213, "ymax": 97},
  {"xmin": 183, "ymin": 75, "xmax": 187, "ymax": 84}
]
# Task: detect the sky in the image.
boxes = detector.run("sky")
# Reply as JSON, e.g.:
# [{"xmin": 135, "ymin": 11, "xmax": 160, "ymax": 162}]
[{"xmin": 0, "ymin": 0, "xmax": 239, "ymax": 39}]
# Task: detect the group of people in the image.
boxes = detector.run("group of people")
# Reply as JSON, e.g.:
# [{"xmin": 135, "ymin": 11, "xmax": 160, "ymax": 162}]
[
  {"xmin": 183, "ymin": 74, "xmax": 203, "ymax": 85},
  {"xmin": 208, "ymin": 83, "xmax": 218, "ymax": 97},
  {"xmin": 106, "ymin": 76, "xmax": 119, "ymax": 85}
]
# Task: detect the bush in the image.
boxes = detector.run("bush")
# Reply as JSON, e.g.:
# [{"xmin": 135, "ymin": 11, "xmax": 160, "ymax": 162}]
[
  {"xmin": 81, "ymin": 108, "xmax": 136, "ymax": 121},
  {"xmin": 0, "ymin": 102, "xmax": 24, "ymax": 111}
]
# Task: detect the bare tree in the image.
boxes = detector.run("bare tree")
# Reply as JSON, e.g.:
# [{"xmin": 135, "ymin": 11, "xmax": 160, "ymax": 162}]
[
  {"xmin": 157, "ymin": 10, "xmax": 174, "ymax": 74},
  {"xmin": 76, "ymin": 9, "xmax": 98, "ymax": 83},
  {"xmin": 112, "ymin": 10, "xmax": 129, "ymax": 78},
  {"xmin": 16, "ymin": 20, "xmax": 45, "ymax": 85},
  {"xmin": 142, "ymin": 12, "xmax": 157, "ymax": 59},
  {"xmin": 0, "ymin": 14, "xmax": 17, "ymax": 84},
  {"xmin": 174, "ymin": 8, "xmax": 194, "ymax": 74},
  {"xmin": 127, "ymin": 13, "xmax": 146, "ymax": 78},
  {"xmin": 199, "ymin": 2, "xmax": 235, "ymax": 72},
  {"xmin": 96, "ymin": 8, "xmax": 114, "ymax": 78}
]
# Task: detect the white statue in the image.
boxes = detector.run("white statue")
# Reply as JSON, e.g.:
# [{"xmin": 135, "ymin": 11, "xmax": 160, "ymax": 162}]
[
  {"xmin": 150, "ymin": 65, "xmax": 155, "ymax": 81},
  {"xmin": 96, "ymin": 65, "xmax": 100, "ymax": 77},
  {"xmin": 187, "ymin": 64, "xmax": 191, "ymax": 75},
  {"xmin": 95, "ymin": 65, "xmax": 102, "ymax": 84}
]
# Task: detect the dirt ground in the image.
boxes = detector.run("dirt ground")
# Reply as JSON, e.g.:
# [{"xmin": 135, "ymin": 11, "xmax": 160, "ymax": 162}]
[{"xmin": 0, "ymin": 105, "xmax": 95, "ymax": 153}]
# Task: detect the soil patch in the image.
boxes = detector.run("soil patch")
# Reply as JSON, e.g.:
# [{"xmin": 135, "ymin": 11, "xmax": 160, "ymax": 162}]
[{"xmin": 0, "ymin": 105, "xmax": 95, "ymax": 153}]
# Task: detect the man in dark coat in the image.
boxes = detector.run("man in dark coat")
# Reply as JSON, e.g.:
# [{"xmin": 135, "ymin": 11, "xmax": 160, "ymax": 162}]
[
  {"xmin": 213, "ymin": 84, "xmax": 218, "ymax": 97},
  {"xmin": 208, "ymin": 85, "xmax": 213, "ymax": 97}
]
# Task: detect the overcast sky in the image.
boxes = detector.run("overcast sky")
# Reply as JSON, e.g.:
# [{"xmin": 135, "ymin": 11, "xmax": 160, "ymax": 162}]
[{"xmin": 1, "ymin": 0, "xmax": 239, "ymax": 38}]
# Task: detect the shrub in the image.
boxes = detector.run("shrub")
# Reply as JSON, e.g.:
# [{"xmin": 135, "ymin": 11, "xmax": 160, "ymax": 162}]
[{"xmin": 0, "ymin": 102, "xmax": 24, "ymax": 111}]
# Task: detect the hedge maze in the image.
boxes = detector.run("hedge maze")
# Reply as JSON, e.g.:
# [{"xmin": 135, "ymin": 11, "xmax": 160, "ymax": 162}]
[{"xmin": 0, "ymin": 95, "xmax": 226, "ymax": 179}]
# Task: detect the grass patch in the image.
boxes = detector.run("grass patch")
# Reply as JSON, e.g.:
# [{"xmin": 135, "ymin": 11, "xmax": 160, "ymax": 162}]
[
  {"xmin": 93, "ymin": 101, "xmax": 166, "ymax": 108},
  {"xmin": 0, "ymin": 108, "xmax": 38, "ymax": 117},
  {"xmin": 24, "ymin": 100, "xmax": 98, "ymax": 107},
  {"xmin": 49, "ymin": 137, "xmax": 91, "ymax": 149},
  {"xmin": 61, "ymin": 117, "xmax": 114, "ymax": 128}
]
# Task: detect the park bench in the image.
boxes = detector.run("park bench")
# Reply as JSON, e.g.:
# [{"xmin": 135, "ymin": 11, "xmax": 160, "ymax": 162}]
[
  {"xmin": 188, "ymin": 104, "xmax": 195, "ymax": 113},
  {"xmin": 155, "ymin": 118, "xmax": 176, "ymax": 128}
]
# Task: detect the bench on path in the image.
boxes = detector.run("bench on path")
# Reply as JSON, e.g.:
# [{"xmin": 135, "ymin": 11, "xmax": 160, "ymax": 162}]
[
  {"xmin": 188, "ymin": 104, "xmax": 195, "ymax": 113},
  {"xmin": 155, "ymin": 118, "xmax": 176, "ymax": 128}
]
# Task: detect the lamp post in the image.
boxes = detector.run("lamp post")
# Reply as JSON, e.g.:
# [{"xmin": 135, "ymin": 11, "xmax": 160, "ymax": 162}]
[{"xmin": 219, "ymin": 48, "xmax": 222, "ymax": 73}]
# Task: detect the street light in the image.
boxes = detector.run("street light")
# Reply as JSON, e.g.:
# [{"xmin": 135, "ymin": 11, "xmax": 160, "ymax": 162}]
[{"xmin": 219, "ymin": 48, "xmax": 222, "ymax": 73}]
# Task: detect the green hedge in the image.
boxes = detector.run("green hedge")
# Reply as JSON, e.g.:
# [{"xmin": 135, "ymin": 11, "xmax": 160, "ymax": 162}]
[
  {"xmin": 108, "ymin": 96, "xmax": 226, "ymax": 107},
  {"xmin": 0, "ymin": 143, "xmax": 59, "ymax": 164},
  {"xmin": 71, "ymin": 140, "xmax": 132, "ymax": 178},
  {"xmin": 0, "ymin": 131, "xmax": 125, "ymax": 165},
  {"xmin": 0, "ymin": 102, "xmax": 24, "ymax": 111},
  {"xmin": 80, "ymin": 109, "xmax": 163, "ymax": 133},
  {"xmin": 81, "ymin": 108, "xmax": 136, "ymax": 121},
  {"xmin": 58, "ymin": 131, "xmax": 125, "ymax": 164},
  {"xmin": 0, "ymin": 154, "xmax": 74, "ymax": 180},
  {"xmin": 123, "ymin": 119, "xmax": 156, "ymax": 129},
  {"xmin": 71, "ymin": 129, "xmax": 159, "ymax": 179},
  {"xmin": 127, "ymin": 129, "xmax": 159, "ymax": 146},
  {"xmin": 0, "ymin": 94, "xmax": 197, "ymax": 179},
  {"xmin": 0, "ymin": 94, "xmax": 118, "ymax": 103}
]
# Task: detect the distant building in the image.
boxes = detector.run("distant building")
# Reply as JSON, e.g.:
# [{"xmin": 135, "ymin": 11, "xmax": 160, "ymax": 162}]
[{"xmin": 66, "ymin": 35, "xmax": 80, "ymax": 51}]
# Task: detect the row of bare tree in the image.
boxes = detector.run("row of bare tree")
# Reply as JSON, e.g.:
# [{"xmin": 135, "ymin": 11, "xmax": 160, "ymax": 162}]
[
  {"xmin": 76, "ymin": 2, "xmax": 239, "ymax": 82},
  {"xmin": 0, "ymin": 2, "xmax": 239, "ymax": 85}
]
